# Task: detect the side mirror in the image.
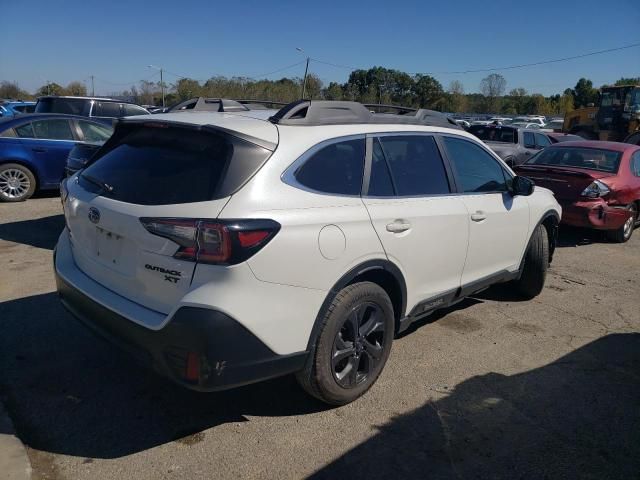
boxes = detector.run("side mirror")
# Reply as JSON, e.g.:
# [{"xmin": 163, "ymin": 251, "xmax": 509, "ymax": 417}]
[{"xmin": 511, "ymin": 176, "xmax": 535, "ymax": 196}]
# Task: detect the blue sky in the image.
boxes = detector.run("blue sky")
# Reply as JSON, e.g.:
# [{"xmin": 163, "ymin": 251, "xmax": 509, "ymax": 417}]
[{"xmin": 1, "ymin": 0, "xmax": 638, "ymax": 96}]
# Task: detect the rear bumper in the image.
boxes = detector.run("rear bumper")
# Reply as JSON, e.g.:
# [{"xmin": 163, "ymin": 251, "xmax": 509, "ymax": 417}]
[
  {"xmin": 560, "ymin": 200, "xmax": 631, "ymax": 231},
  {"xmin": 54, "ymin": 234, "xmax": 308, "ymax": 392}
]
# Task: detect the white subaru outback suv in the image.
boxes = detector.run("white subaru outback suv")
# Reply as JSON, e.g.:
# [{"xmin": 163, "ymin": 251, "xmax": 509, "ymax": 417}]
[{"xmin": 55, "ymin": 100, "xmax": 561, "ymax": 405}]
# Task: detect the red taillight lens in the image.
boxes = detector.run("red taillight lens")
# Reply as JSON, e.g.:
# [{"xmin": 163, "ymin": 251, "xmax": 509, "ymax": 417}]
[{"xmin": 140, "ymin": 218, "xmax": 280, "ymax": 265}]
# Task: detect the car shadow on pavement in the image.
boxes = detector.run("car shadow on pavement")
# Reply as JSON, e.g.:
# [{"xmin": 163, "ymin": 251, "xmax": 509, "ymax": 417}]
[
  {"xmin": 556, "ymin": 226, "xmax": 608, "ymax": 248},
  {"xmin": 310, "ymin": 333, "xmax": 640, "ymax": 479},
  {"xmin": 0, "ymin": 292, "xmax": 328, "ymax": 458},
  {"xmin": 0, "ymin": 214, "xmax": 64, "ymax": 250}
]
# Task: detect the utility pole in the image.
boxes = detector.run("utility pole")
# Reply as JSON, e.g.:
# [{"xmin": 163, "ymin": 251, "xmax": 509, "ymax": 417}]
[
  {"xmin": 301, "ymin": 56, "xmax": 309, "ymax": 99},
  {"xmin": 160, "ymin": 67, "xmax": 165, "ymax": 108},
  {"xmin": 90, "ymin": 75, "xmax": 95, "ymax": 96}
]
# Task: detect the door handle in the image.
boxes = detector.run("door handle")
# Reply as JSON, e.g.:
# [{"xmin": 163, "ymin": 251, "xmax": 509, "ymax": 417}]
[
  {"xmin": 471, "ymin": 211, "xmax": 487, "ymax": 222},
  {"xmin": 32, "ymin": 148, "xmax": 47, "ymax": 153},
  {"xmin": 386, "ymin": 221, "xmax": 411, "ymax": 233}
]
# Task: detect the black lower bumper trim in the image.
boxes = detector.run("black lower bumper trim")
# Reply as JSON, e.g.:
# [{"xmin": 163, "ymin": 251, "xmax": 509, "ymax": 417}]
[{"xmin": 55, "ymin": 270, "xmax": 308, "ymax": 392}]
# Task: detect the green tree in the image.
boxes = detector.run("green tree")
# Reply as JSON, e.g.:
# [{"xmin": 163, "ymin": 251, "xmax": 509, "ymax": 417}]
[
  {"xmin": 324, "ymin": 82, "xmax": 344, "ymax": 100},
  {"xmin": 413, "ymin": 74, "xmax": 444, "ymax": 109},
  {"xmin": 572, "ymin": 78, "xmax": 598, "ymax": 108},
  {"xmin": 614, "ymin": 77, "xmax": 640, "ymax": 86},
  {"xmin": 66, "ymin": 81, "xmax": 87, "ymax": 96},
  {"xmin": 36, "ymin": 82, "xmax": 65, "ymax": 96},
  {"xmin": 0, "ymin": 81, "xmax": 32, "ymax": 99},
  {"xmin": 174, "ymin": 78, "xmax": 202, "ymax": 101},
  {"xmin": 446, "ymin": 80, "xmax": 466, "ymax": 112}
]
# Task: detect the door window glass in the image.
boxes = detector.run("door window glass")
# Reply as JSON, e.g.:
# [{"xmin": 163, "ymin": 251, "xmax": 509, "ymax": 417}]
[
  {"xmin": 443, "ymin": 137, "xmax": 508, "ymax": 193},
  {"xmin": 367, "ymin": 138, "xmax": 395, "ymax": 196},
  {"xmin": 378, "ymin": 135, "xmax": 450, "ymax": 196},
  {"xmin": 523, "ymin": 131, "xmax": 536, "ymax": 148},
  {"xmin": 535, "ymin": 133, "xmax": 551, "ymax": 147},
  {"xmin": 14, "ymin": 123, "xmax": 35, "ymax": 138},
  {"xmin": 94, "ymin": 102, "xmax": 122, "ymax": 118},
  {"xmin": 32, "ymin": 120, "xmax": 74, "ymax": 140}
]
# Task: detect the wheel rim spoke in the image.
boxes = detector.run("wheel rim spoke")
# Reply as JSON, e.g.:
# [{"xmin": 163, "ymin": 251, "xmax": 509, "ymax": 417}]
[
  {"xmin": 0, "ymin": 169, "xmax": 29, "ymax": 198},
  {"xmin": 362, "ymin": 338, "xmax": 383, "ymax": 360}
]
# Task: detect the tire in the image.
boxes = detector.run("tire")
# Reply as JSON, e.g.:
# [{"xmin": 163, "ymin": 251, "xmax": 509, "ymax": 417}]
[
  {"xmin": 512, "ymin": 224, "xmax": 549, "ymax": 299},
  {"xmin": 296, "ymin": 282, "xmax": 394, "ymax": 405},
  {"xmin": 607, "ymin": 203, "xmax": 637, "ymax": 243},
  {"xmin": 0, "ymin": 163, "xmax": 36, "ymax": 202}
]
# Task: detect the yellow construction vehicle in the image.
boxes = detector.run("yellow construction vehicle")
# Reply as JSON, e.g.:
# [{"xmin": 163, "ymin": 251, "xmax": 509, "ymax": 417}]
[{"xmin": 563, "ymin": 85, "xmax": 640, "ymax": 145}]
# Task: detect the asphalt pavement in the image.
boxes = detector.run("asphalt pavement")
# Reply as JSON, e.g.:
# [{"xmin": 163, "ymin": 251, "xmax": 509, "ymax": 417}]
[{"xmin": 0, "ymin": 194, "xmax": 638, "ymax": 479}]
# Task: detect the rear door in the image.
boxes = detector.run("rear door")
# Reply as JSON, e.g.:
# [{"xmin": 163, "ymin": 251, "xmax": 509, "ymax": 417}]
[
  {"xmin": 361, "ymin": 134, "xmax": 469, "ymax": 313},
  {"xmin": 64, "ymin": 122, "xmax": 274, "ymax": 314},
  {"xmin": 16, "ymin": 119, "xmax": 77, "ymax": 186},
  {"xmin": 441, "ymin": 135, "xmax": 530, "ymax": 286},
  {"xmin": 520, "ymin": 131, "xmax": 539, "ymax": 164}
]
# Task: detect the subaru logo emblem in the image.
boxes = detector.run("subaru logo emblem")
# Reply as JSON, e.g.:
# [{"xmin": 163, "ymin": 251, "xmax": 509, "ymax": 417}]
[{"xmin": 88, "ymin": 207, "xmax": 100, "ymax": 224}]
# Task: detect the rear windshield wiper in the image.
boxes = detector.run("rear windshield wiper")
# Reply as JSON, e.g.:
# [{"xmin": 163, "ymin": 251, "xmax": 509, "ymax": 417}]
[{"xmin": 81, "ymin": 174, "xmax": 114, "ymax": 193}]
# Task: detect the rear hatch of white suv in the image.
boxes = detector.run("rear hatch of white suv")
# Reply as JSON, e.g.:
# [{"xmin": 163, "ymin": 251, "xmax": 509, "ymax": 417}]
[{"xmin": 63, "ymin": 116, "xmax": 278, "ymax": 314}]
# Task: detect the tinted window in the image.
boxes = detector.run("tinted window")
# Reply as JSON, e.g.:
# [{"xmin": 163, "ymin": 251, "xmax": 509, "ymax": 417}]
[
  {"xmin": 14, "ymin": 123, "xmax": 34, "ymax": 138},
  {"xmin": 527, "ymin": 147, "xmax": 622, "ymax": 173},
  {"xmin": 80, "ymin": 125, "xmax": 272, "ymax": 205},
  {"xmin": 35, "ymin": 97, "xmax": 87, "ymax": 115},
  {"xmin": 94, "ymin": 102, "xmax": 121, "ymax": 118},
  {"xmin": 378, "ymin": 135, "xmax": 450, "ymax": 196},
  {"xmin": 523, "ymin": 131, "xmax": 535, "ymax": 148},
  {"xmin": 123, "ymin": 104, "xmax": 148, "ymax": 116},
  {"xmin": 632, "ymin": 151, "xmax": 640, "ymax": 177},
  {"xmin": 443, "ymin": 137, "xmax": 508, "ymax": 193},
  {"xmin": 78, "ymin": 120, "xmax": 113, "ymax": 142},
  {"xmin": 535, "ymin": 133, "xmax": 551, "ymax": 147},
  {"xmin": 32, "ymin": 119, "xmax": 74, "ymax": 140},
  {"xmin": 368, "ymin": 138, "xmax": 394, "ymax": 196},
  {"xmin": 468, "ymin": 126, "xmax": 517, "ymax": 143},
  {"xmin": 294, "ymin": 139, "xmax": 365, "ymax": 195}
]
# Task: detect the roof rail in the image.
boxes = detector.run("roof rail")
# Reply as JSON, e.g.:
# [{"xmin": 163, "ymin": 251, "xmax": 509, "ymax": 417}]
[
  {"xmin": 269, "ymin": 100, "xmax": 461, "ymax": 129},
  {"xmin": 235, "ymin": 99, "xmax": 288, "ymax": 110},
  {"xmin": 169, "ymin": 97, "xmax": 250, "ymax": 113}
]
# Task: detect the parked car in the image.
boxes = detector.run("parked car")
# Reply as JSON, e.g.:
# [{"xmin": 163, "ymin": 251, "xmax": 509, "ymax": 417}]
[
  {"xmin": 515, "ymin": 141, "xmax": 640, "ymax": 242},
  {"xmin": 545, "ymin": 133, "xmax": 584, "ymax": 144},
  {"xmin": 0, "ymin": 101, "xmax": 36, "ymax": 117},
  {"xmin": 65, "ymin": 142, "xmax": 104, "ymax": 177},
  {"xmin": 55, "ymin": 100, "xmax": 560, "ymax": 405},
  {"xmin": 0, "ymin": 113, "xmax": 113, "ymax": 201},
  {"xmin": 541, "ymin": 119, "xmax": 564, "ymax": 132},
  {"xmin": 468, "ymin": 124, "xmax": 552, "ymax": 166},
  {"xmin": 488, "ymin": 117, "xmax": 512, "ymax": 124},
  {"xmin": 513, "ymin": 116, "xmax": 545, "ymax": 127},
  {"xmin": 35, "ymin": 96, "xmax": 149, "ymax": 124},
  {"xmin": 455, "ymin": 119, "xmax": 471, "ymax": 129}
]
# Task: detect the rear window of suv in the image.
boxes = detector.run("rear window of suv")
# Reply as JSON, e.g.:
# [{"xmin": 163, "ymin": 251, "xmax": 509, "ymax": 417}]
[
  {"xmin": 35, "ymin": 97, "xmax": 88, "ymax": 115},
  {"xmin": 79, "ymin": 124, "xmax": 273, "ymax": 205}
]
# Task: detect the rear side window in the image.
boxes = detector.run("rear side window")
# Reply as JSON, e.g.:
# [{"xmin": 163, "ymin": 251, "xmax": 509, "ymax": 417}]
[
  {"xmin": 632, "ymin": 151, "xmax": 640, "ymax": 177},
  {"xmin": 78, "ymin": 120, "xmax": 113, "ymax": 142},
  {"xmin": 94, "ymin": 102, "xmax": 122, "ymax": 118},
  {"xmin": 123, "ymin": 104, "xmax": 148, "ymax": 116},
  {"xmin": 35, "ymin": 98, "xmax": 87, "ymax": 115},
  {"xmin": 443, "ymin": 137, "xmax": 508, "ymax": 193},
  {"xmin": 80, "ymin": 125, "xmax": 272, "ymax": 205},
  {"xmin": 294, "ymin": 139, "xmax": 365, "ymax": 195},
  {"xmin": 377, "ymin": 135, "xmax": 450, "ymax": 196}
]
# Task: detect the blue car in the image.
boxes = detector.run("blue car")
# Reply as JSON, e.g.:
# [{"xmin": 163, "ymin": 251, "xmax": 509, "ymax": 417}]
[
  {"xmin": 0, "ymin": 113, "xmax": 113, "ymax": 201},
  {"xmin": 0, "ymin": 101, "xmax": 36, "ymax": 118}
]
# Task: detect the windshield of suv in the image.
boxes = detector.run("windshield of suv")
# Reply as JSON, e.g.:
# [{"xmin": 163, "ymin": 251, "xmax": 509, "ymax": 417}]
[
  {"xmin": 526, "ymin": 147, "xmax": 622, "ymax": 173},
  {"xmin": 35, "ymin": 97, "xmax": 87, "ymax": 115},
  {"xmin": 79, "ymin": 124, "xmax": 272, "ymax": 205},
  {"xmin": 468, "ymin": 126, "xmax": 517, "ymax": 143}
]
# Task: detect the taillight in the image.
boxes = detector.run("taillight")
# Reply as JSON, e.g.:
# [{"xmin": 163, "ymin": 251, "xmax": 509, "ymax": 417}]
[
  {"xmin": 580, "ymin": 179, "xmax": 610, "ymax": 198},
  {"xmin": 140, "ymin": 218, "xmax": 280, "ymax": 265}
]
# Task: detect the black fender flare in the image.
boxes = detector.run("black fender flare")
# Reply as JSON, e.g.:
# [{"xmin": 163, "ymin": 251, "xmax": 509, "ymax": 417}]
[
  {"xmin": 305, "ymin": 259, "xmax": 407, "ymax": 351},
  {"xmin": 518, "ymin": 209, "xmax": 561, "ymax": 273}
]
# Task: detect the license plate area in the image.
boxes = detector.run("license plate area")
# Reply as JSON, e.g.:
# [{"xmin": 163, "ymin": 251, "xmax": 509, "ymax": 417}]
[{"xmin": 95, "ymin": 226, "xmax": 126, "ymax": 268}]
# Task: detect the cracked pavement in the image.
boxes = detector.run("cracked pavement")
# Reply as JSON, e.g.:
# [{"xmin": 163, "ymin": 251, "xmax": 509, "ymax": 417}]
[{"xmin": 1, "ymin": 195, "xmax": 638, "ymax": 479}]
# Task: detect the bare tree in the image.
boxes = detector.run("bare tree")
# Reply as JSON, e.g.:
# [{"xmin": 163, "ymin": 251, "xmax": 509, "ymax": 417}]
[
  {"xmin": 448, "ymin": 80, "xmax": 465, "ymax": 95},
  {"xmin": 480, "ymin": 74, "xmax": 507, "ymax": 98}
]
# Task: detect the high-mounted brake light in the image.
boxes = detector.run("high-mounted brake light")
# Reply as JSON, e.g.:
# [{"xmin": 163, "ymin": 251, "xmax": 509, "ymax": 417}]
[{"xmin": 140, "ymin": 218, "xmax": 280, "ymax": 265}]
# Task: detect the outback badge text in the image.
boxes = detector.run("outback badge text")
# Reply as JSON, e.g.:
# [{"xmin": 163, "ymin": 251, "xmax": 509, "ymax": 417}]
[{"xmin": 145, "ymin": 264, "xmax": 181, "ymax": 283}]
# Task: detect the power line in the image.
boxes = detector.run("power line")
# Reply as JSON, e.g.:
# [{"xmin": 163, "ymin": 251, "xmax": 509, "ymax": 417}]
[
  {"xmin": 311, "ymin": 41, "xmax": 640, "ymax": 75},
  {"xmin": 161, "ymin": 60, "xmax": 307, "ymax": 83}
]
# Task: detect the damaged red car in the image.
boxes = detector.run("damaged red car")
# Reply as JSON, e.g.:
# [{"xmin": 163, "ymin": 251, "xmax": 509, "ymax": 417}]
[{"xmin": 515, "ymin": 141, "xmax": 640, "ymax": 242}]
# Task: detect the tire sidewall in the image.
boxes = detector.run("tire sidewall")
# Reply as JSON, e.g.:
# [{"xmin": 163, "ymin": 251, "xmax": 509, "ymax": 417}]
[
  {"xmin": 313, "ymin": 283, "xmax": 394, "ymax": 404},
  {"xmin": 0, "ymin": 163, "xmax": 36, "ymax": 202}
]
